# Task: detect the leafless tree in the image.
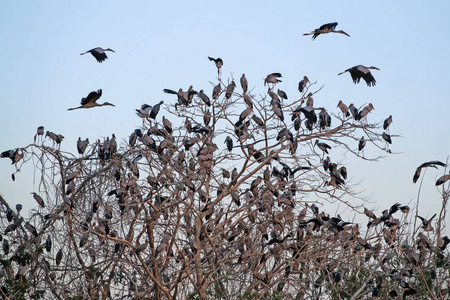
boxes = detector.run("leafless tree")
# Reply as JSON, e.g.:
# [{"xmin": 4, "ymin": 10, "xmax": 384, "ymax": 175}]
[{"xmin": 0, "ymin": 61, "xmax": 448, "ymax": 300}]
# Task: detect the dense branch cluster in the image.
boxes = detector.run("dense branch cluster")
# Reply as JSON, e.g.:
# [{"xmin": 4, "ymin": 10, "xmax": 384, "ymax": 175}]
[{"xmin": 0, "ymin": 61, "xmax": 448, "ymax": 299}]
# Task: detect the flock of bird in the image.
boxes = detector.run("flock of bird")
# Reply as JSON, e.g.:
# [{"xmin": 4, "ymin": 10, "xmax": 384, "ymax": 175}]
[{"xmin": 0, "ymin": 22, "xmax": 449, "ymax": 299}]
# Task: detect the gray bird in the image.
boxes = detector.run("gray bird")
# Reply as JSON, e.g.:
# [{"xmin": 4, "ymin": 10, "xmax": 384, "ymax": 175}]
[
  {"xmin": 208, "ymin": 56, "xmax": 223, "ymax": 77},
  {"xmin": 31, "ymin": 192, "xmax": 45, "ymax": 208},
  {"xmin": 240, "ymin": 74, "xmax": 248, "ymax": 92}
]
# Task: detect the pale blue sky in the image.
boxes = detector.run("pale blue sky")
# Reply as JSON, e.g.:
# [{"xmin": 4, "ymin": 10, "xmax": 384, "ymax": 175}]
[{"xmin": 0, "ymin": 1, "xmax": 448, "ymax": 225}]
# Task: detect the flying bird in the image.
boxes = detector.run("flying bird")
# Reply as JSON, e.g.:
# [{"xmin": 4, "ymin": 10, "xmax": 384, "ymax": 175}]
[
  {"xmin": 303, "ymin": 22, "xmax": 350, "ymax": 40},
  {"xmin": 68, "ymin": 89, "xmax": 115, "ymax": 111},
  {"xmin": 413, "ymin": 161, "xmax": 447, "ymax": 183},
  {"xmin": 338, "ymin": 65, "xmax": 380, "ymax": 87},
  {"xmin": 80, "ymin": 47, "xmax": 115, "ymax": 63}
]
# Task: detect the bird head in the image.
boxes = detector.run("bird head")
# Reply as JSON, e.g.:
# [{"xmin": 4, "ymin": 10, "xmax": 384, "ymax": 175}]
[
  {"xmin": 106, "ymin": 48, "xmax": 115, "ymax": 52},
  {"xmin": 369, "ymin": 66, "xmax": 380, "ymax": 70}
]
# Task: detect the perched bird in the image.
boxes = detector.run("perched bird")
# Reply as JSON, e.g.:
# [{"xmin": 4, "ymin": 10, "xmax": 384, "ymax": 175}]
[
  {"xmin": 16, "ymin": 204, "xmax": 22, "ymax": 214},
  {"xmin": 383, "ymin": 115, "xmax": 393, "ymax": 130},
  {"xmin": 46, "ymin": 131, "xmax": 64, "ymax": 147},
  {"xmin": 337, "ymin": 100, "xmax": 350, "ymax": 117},
  {"xmin": 163, "ymin": 88, "xmax": 196, "ymax": 106},
  {"xmin": 318, "ymin": 108, "xmax": 331, "ymax": 129},
  {"xmin": 68, "ymin": 89, "xmax": 114, "ymax": 111},
  {"xmin": 315, "ymin": 140, "xmax": 331, "ymax": 154},
  {"xmin": 364, "ymin": 208, "xmax": 377, "ymax": 219},
  {"xmin": 34, "ymin": 126, "xmax": 45, "ymax": 143},
  {"xmin": 303, "ymin": 22, "xmax": 350, "ymax": 40},
  {"xmin": 212, "ymin": 83, "xmax": 221, "ymax": 99},
  {"xmin": 208, "ymin": 56, "xmax": 223, "ymax": 76},
  {"xmin": 225, "ymin": 81, "xmax": 236, "ymax": 99},
  {"xmin": 413, "ymin": 161, "xmax": 447, "ymax": 183},
  {"xmin": 80, "ymin": 47, "xmax": 115, "ymax": 63},
  {"xmin": 55, "ymin": 249, "xmax": 63, "ymax": 265},
  {"xmin": 45, "ymin": 235, "xmax": 52, "ymax": 252},
  {"xmin": 264, "ymin": 73, "xmax": 282, "ymax": 86},
  {"xmin": 77, "ymin": 137, "xmax": 89, "ymax": 155},
  {"xmin": 197, "ymin": 90, "xmax": 211, "ymax": 106},
  {"xmin": 240, "ymin": 74, "xmax": 248, "ymax": 93},
  {"xmin": 348, "ymin": 103, "xmax": 359, "ymax": 120},
  {"xmin": 25, "ymin": 221, "xmax": 38, "ymax": 236},
  {"xmin": 31, "ymin": 192, "xmax": 45, "ymax": 208},
  {"xmin": 358, "ymin": 136, "xmax": 366, "ymax": 152},
  {"xmin": 277, "ymin": 89, "xmax": 288, "ymax": 101},
  {"xmin": 6, "ymin": 209, "xmax": 13, "ymax": 222},
  {"xmin": 418, "ymin": 214, "xmax": 436, "ymax": 231},
  {"xmin": 136, "ymin": 104, "xmax": 152, "ymax": 118},
  {"xmin": 162, "ymin": 116, "xmax": 172, "ymax": 133},
  {"xmin": 298, "ymin": 76, "xmax": 309, "ymax": 93},
  {"xmin": 436, "ymin": 173, "xmax": 450, "ymax": 186},
  {"xmin": 338, "ymin": 65, "xmax": 380, "ymax": 87},
  {"xmin": 358, "ymin": 103, "xmax": 375, "ymax": 120},
  {"xmin": 382, "ymin": 132, "xmax": 392, "ymax": 144}
]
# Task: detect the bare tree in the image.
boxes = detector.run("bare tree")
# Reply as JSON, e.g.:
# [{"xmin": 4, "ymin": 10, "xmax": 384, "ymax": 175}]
[{"xmin": 0, "ymin": 61, "xmax": 448, "ymax": 300}]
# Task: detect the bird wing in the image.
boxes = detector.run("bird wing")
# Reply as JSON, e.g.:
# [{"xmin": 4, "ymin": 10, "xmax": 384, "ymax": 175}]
[
  {"xmin": 163, "ymin": 89, "xmax": 177, "ymax": 95},
  {"xmin": 413, "ymin": 167, "xmax": 422, "ymax": 183},
  {"xmin": 88, "ymin": 49, "xmax": 107, "ymax": 62},
  {"xmin": 419, "ymin": 160, "xmax": 447, "ymax": 168},
  {"xmin": 81, "ymin": 89, "xmax": 102, "ymax": 105},
  {"xmin": 436, "ymin": 174, "xmax": 450, "ymax": 186},
  {"xmin": 320, "ymin": 22, "xmax": 338, "ymax": 30},
  {"xmin": 361, "ymin": 72, "xmax": 376, "ymax": 86},
  {"xmin": 349, "ymin": 69, "xmax": 363, "ymax": 84}
]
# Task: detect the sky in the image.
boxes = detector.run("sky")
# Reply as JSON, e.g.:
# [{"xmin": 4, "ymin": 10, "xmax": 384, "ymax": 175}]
[{"xmin": 0, "ymin": 1, "xmax": 449, "ymax": 228}]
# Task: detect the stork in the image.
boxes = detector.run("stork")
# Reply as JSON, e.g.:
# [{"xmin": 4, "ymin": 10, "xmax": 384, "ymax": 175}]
[
  {"xmin": 314, "ymin": 139, "xmax": 331, "ymax": 159},
  {"xmin": 77, "ymin": 137, "xmax": 89, "ymax": 155},
  {"xmin": 212, "ymin": 83, "xmax": 221, "ymax": 100},
  {"xmin": 225, "ymin": 81, "xmax": 236, "ymax": 99},
  {"xmin": 303, "ymin": 22, "xmax": 350, "ymax": 40},
  {"xmin": 1, "ymin": 149, "xmax": 24, "ymax": 165},
  {"xmin": 80, "ymin": 47, "xmax": 115, "ymax": 63},
  {"xmin": 277, "ymin": 89, "xmax": 288, "ymax": 101},
  {"xmin": 46, "ymin": 131, "xmax": 64, "ymax": 148},
  {"xmin": 358, "ymin": 136, "xmax": 366, "ymax": 157},
  {"xmin": 384, "ymin": 115, "xmax": 393, "ymax": 133},
  {"xmin": 31, "ymin": 192, "xmax": 45, "ymax": 208},
  {"xmin": 68, "ymin": 89, "xmax": 115, "ymax": 111},
  {"xmin": 298, "ymin": 76, "xmax": 309, "ymax": 93},
  {"xmin": 34, "ymin": 126, "xmax": 44, "ymax": 143},
  {"xmin": 337, "ymin": 100, "xmax": 350, "ymax": 118},
  {"xmin": 264, "ymin": 73, "xmax": 282, "ymax": 87},
  {"xmin": 208, "ymin": 56, "xmax": 223, "ymax": 77},
  {"xmin": 338, "ymin": 65, "xmax": 380, "ymax": 87},
  {"xmin": 436, "ymin": 172, "xmax": 450, "ymax": 186},
  {"xmin": 136, "ymin": 104, "xmax": 152, "ymax": 119},
  {"xmin": 413, "ymin": 160, "xmax": 447, "ymax": 183},
  {"xmin": 240, "ymin": 74, "xmax": 248, "ymax": 93}
]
